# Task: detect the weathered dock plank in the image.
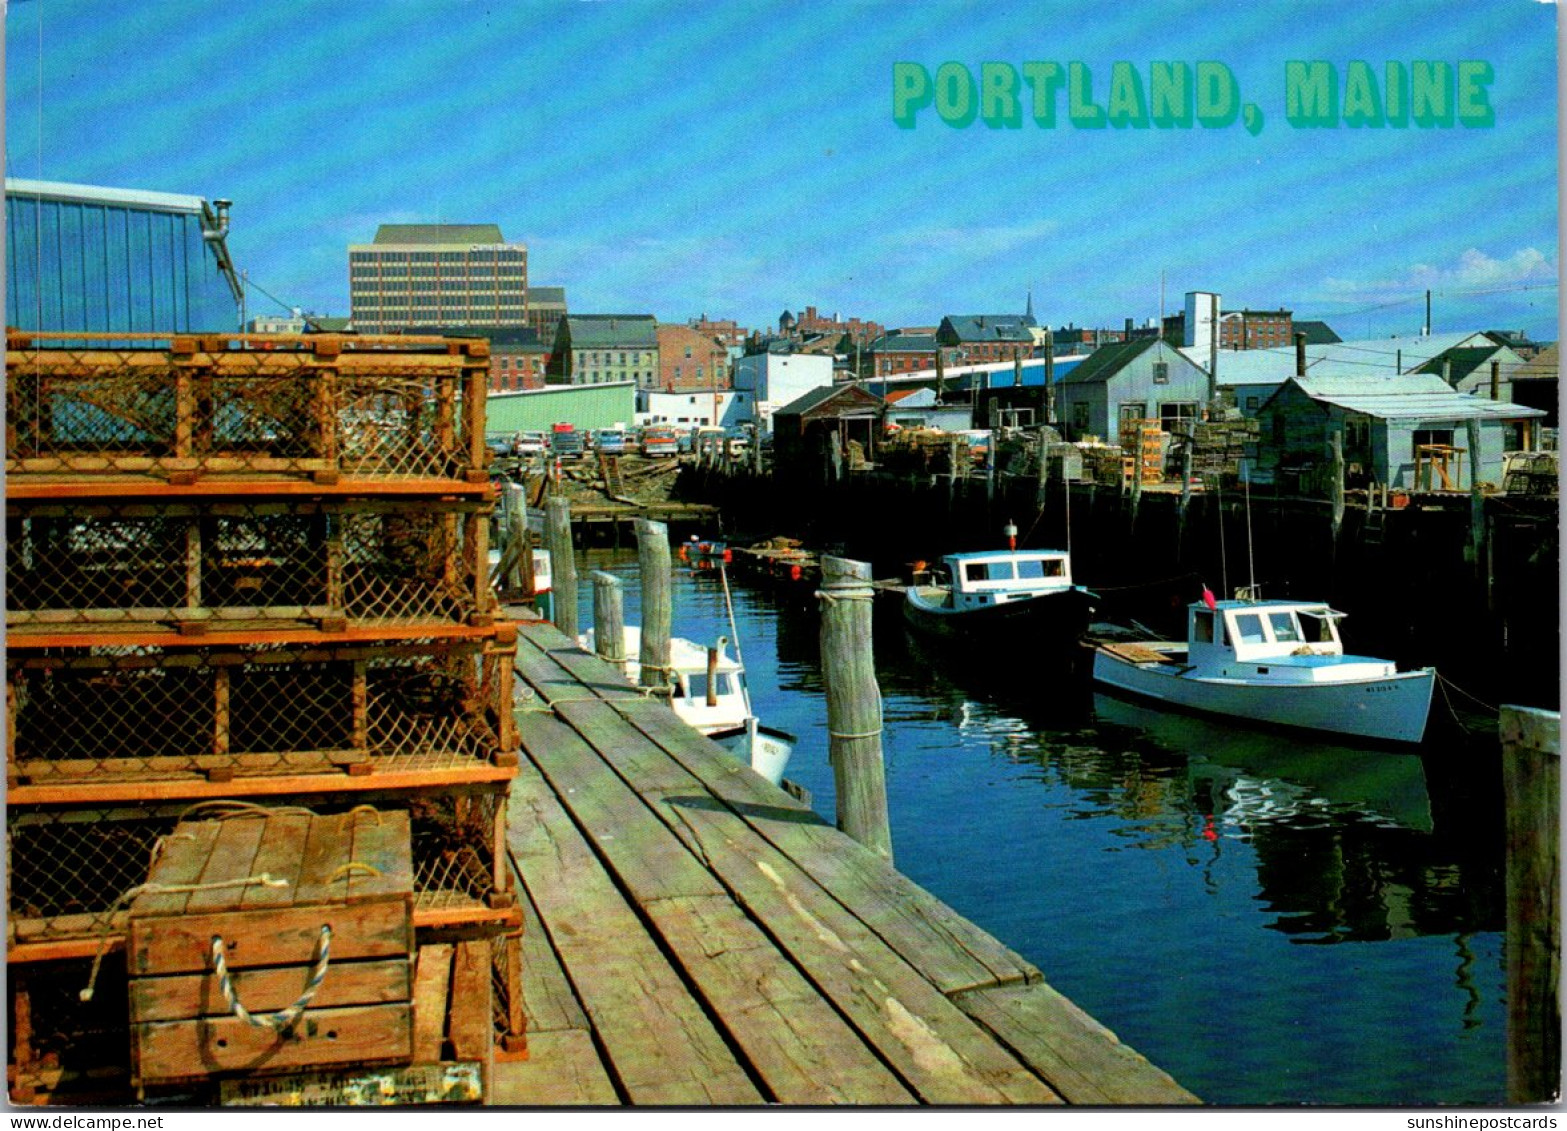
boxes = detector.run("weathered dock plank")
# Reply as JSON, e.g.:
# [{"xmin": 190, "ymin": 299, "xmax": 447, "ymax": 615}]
[
  {"xmin": 515, "ymin": 709, "xmax": 915, "ymax": 1104},
  {"xmin": 517, "ymin": 629, "xmax": 1041, "ymax": 993},
  {"xmin": 953, "ymin": 982, "xmax": 1199, "ymax": 1105},
  {"xmin": 505, "ymin": 761, "xmax": 762, "ymax": 1105},
  {"xmin": 506, "ymin": 619, "xmax": 1200, "ymax": 1106},
  {"xmin": 519, "ymin": 694, "xmax": 1057, "ymax": 1104}
]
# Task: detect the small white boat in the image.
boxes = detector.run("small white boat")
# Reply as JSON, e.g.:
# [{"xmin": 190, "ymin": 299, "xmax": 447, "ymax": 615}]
[
  {"xmin": 903, "ymin": 547, "xmax": 1096, "ymax": 646},
  {"xmin": 582, "ymin": 625, "xmax": 795, "ymax": 786},
  {"xmin": 1092, "ymin": 596, "xmax": 1435, "ymax": 746}
]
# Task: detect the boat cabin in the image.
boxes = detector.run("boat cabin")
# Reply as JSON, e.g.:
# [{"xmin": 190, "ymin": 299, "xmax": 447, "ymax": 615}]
[
  {"xmin": 939, "ymin": 550, "xmax": 1074, "ymax": 610},
  {"xmin": 1190, "ymin": 600, "xmax": 1344, "ymax": 665}
]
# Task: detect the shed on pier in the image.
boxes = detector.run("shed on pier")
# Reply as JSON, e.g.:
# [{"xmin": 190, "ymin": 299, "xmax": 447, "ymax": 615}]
[
  {"xmin": 771, "ymin": 382, "xmax": 885, "ymax": 479},
  {"xmin": 1254, "ymin": 372, "xmax": 1547, "ymax": 491}
]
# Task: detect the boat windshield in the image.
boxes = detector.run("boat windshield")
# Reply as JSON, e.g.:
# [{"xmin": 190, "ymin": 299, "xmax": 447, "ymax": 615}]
[
  {"xmin": 963, "ymin": 560, "xmax": 1013, "ymax": 582},
  {"xmin": 1268, "ymin": 612, "xmax": 1302, "ymax": 643},
  {"xmin": 1233, "ymin": 612, "xmax": 1267, "ymax": 645},
  {"xmin": 1297, "ymin": 609, "xmax": 1339, "ymax": 644},
  {"xmin": 1016, "ymin": 558, "xmax": 1065, "ymax": 579},
  {"xmin": 686, "ymin": 672, "xmax": 735, "ymax": 700}
]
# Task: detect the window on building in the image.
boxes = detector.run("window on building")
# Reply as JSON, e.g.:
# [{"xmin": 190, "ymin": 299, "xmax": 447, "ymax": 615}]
[
  {"xmin": 1072, "ymin": 402, "xmax": 1091, "ymax": 435},
  {"xmin": 1118, "ymin": 403, "xmax": 1147, "ymax": 425},
  {"xmin": 1159, "ymin": 402, "xmax": 1199, "ymax": 434},
  {"xmin": 1152, "ymin": 361, "xmax": 1169, "ymax": 384}
]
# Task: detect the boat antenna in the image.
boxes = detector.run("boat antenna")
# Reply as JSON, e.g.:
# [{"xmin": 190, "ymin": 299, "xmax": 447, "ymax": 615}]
[
  {"xmin": 1064, "ymin": 464, "xmax": 1072, "ymax": 556},
  {"xmin": 1243, "ymin": 464, "xmax": 1257, "ymax": 599},
  {"xmin": 718, "ymin": 558, "xmax": 753, "ymax": 719}
]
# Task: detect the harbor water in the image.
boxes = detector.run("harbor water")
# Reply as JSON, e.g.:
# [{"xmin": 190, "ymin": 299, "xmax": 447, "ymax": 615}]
[{"xmin": 571, "ymin": 549, "xmax": 1509, "ymax": 1107}]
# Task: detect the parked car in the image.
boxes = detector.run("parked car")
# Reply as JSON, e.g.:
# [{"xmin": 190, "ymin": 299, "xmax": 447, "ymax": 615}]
[
  {"xmin": 550, "ymin": 423, "xmax": 584, "ymax": 459},
  {"xmin": 596, "ymin": 428, "xmax": 628, "ymax": 455},
  {"xmin": 515, "ymin": 431, "xmax": 546, "ymax": 456}
]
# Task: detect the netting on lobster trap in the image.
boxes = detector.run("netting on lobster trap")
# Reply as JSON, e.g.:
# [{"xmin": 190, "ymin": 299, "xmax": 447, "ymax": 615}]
[
  {"xmin": 7, "ymin": 498, "xmax": 488, "ymax": 628},
  {"xmin": 6, "ymin": 342, "xmax": 486, "ymax": 479},
  {"xmin": 7, "ymin": 638, "xmax": 509, "ymax": 784},
  {"xmin": 8, "ymin": 791, "xmax": 512, "ymax": 945}
]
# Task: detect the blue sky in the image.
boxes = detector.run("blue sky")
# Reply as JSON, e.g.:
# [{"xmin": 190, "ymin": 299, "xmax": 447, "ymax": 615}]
[{"xmin": 6, "ymin": 0, "xmax": 1559, "ymax": 340}]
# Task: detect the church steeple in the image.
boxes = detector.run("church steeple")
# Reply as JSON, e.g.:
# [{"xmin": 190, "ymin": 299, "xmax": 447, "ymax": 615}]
[{"xmin": 1024, "ymin": 288, "xmax": 1036, "ymax": 326}]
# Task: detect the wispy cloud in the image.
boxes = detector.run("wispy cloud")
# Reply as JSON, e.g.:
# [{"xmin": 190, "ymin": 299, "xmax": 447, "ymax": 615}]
[
  {"xmin": 883, "ymin": 219, "xmax": 1062, "ymax": 259},
  {"xmin": 1323, "ymin": 247, "xmax": 1557, "ymax": 297}
]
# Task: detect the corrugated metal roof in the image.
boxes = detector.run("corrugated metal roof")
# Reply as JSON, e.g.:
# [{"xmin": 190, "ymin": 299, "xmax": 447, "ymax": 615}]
[
  {"xmin": 1197, "ymin": 330, "xmax": 1500, "ymax": 387},
  {"xmin": 371, "ymin": 223, "xmax": 508, "ymax": 245},
  {"xmin": 6, "ymin": 177, "xmax": 208, "ymax": 214},
  {"xmin": 1287, "ymin": 373, "xmax": 1545, "ymax": 420}
]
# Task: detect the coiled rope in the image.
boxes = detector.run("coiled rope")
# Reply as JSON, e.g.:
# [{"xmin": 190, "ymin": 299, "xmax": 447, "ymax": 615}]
[{"xmin": 210, "ymin": 924, "xmax": 333, "ymax": 1032}]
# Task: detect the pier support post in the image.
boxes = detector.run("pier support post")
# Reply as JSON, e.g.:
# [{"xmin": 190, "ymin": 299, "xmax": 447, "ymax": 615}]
[
  {"xmin": 591, "ymin": 571, "xmax": 626, "ymax": 665},
  {"xmin": 504, "ymin": 484, "xmax": 534, "ymax": 598},
  {"xmin": 635, "ymin": 518, "xmax": 673, "ymax": 693},
  {"xmin": 1035, "ymin": 428, "xmax": 1049, "ymax": 510},
  {"xmin": 1466, "ymin": 418, "xmax": 1486, "ymax": 577},
  {"xmin": 1501, "ymin": 705, "xmax": 1560, "ymax": 1104},
  {"xmin": 817, "ymin": 556, "xmax": 892, "ymax": 862},
  {"xmin": 546, "ymin": 496, "xmax": 578, "ymax": 639},
  {"xmin": 1329, "ymin": 431, "xmax": 1345, "ymax": 540}
]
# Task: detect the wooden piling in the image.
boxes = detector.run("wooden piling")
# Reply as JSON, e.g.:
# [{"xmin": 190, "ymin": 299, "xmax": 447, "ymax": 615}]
[
  {"xmin": 1501, "ymin": 705, "xmax": 1560, "ymax": 1104},
  {"xmin": 817, "ymin": 556, "xmax": 892, "ymax": 862},
  {"xmin": 591, "ymin": 571, "xmax": 626, "ymax": 664},
  {"xmin": 1466, "ymin": 418, "xmax": 1485, "ymax": 574},
  {"xmin": 504, "ymin": 484, "xmax": 532, "ymax": 596},
  {"xmin": 635, "ymin": 519, "xmax": 673, "ymax": 692},
  {"xmin": 1329, "ymin": 431, "xmax": 1345, "ymax": 539},
  {"xmin": 546, "ymin": 496, "xmax": 578, "ymax": 639},
  {"xmin": 1035, "ymin": 429, "xmax": 1049, "ymax": 510}
]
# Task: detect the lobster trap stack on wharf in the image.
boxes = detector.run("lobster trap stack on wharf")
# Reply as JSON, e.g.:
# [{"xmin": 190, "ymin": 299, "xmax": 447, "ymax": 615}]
[{"xmin": 5, "ymin": 331, "xmax": 525, "ymax": 1105}]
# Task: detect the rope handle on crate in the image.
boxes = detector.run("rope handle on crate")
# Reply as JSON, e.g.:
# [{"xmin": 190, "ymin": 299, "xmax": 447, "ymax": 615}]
[{"xmin": 210, "ymin": 924, "xmax": 333, "ymax": 1033}]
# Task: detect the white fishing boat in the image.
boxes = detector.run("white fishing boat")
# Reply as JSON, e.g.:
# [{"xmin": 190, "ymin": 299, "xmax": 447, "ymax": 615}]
[
  {"xmin": 903, "ymin": 547, "xmax": 1096, "ymax": 646},
  {"xmin": 582, "ymin": 625, "xmax": 795, "ymax": 786},
  {"xmin": 1092, "ymin": 595, "xmax": 1435, "ymax": 746}
]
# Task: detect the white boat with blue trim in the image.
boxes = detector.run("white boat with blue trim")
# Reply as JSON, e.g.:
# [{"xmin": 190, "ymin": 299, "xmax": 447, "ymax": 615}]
[
  {"xmin": 903, "ymin": 547, "xmax": 1096, "ymax": 646},
  {"xmin": 1092, "ymin": 595, "xmax": 1435, "ymax": 746},
  {"xmin": 582, "ymin": 625, "xmax": 795, "ymax": 786}
]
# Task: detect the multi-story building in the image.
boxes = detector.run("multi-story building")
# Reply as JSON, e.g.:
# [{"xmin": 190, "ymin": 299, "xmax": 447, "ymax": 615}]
[
  {"xmin": 789, "ymin": 306, "xmax": 885, "ymax": 349},
  {"xmin": 656, "ymin": 324, "xmax": 729, "ymax": 391},
  {"xmin": 408, "ymin": 324, "xmax": 549, "ymax": 393},
  {"xmin": 1219, "ymin": 308, "xmax": 1293, "ymax": 350},
  {"xmin": 526, "ymin": 285, "xmax": 567, "ymax": 349},
  {"xmin": 937, "ymin": 314, "xmax": 1035, "ymax": 366},
  {"xmin": 549, "ymin": 314, "xmax": 658, "ymax": 386},
  {"xmin": 348, "ymin": 223, "xmax": 527, "ymax": 333},
  {"xmin": 690, "ymin": 314, "xmax": 750, "ymax": 349},
  {"xmin": 5, "ymin": 178, "xmax": 242, "ymax": 333},
  {"xmin": 863, "ymin": 331, "xmax": 941, "ymax": 378}
]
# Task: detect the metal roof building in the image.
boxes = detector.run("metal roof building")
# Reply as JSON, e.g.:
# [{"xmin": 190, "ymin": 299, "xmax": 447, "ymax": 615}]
[{"xmin": 5, "ymin": 178, "xmax": 242, "ymax": 334}]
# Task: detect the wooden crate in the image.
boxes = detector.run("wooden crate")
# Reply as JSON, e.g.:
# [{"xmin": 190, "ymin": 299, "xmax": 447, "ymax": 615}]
[{"xmin": 126, "ymin": 809, "xmax": 415, "ymax": 1087}]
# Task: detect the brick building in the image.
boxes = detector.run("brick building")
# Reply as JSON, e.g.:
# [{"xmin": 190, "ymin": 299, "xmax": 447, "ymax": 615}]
[
  {"xmin": 864, "ymin": 331, "xmax": 940, "ymax": 378},
  {"xmin": 788, "ymin": 305, "xmax": 885, "ymax": 348},
  {"xmin": 1219, "ymin": 309, "xmax": 1293, "ymax": 350},
  {"xmin": 690, "ymin": 314, "xmax": 750, "ymax": 349},
  {"xmin": 406, "ymin": 325, "xmax": 549, "ymax": 392},
  {"xmin": 938, "ymin": 314, "xmax": 1035, "ymax": 365},
  {"xmin": 657, "ymin": 324, "xmax": 730, "ymax": 391}
]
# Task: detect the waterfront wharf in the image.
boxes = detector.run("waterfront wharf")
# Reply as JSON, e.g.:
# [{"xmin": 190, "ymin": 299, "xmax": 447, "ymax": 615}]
[
  {"xmin": 493, "ymin": 617, "xmax": 1198, "ymax": 1106},
  {"xmin": 560, "ymin": 500, "xmax": 721, "ymax": 542}
]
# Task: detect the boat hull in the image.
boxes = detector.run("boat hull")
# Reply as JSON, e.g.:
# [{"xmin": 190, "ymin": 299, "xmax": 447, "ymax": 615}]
[
  {"xmin": 902, "ymin": 586, "xmax": 1094, "ymax": 645},
  {"xmin": 709, "ymin": 721, "xmax": 795, "ymax": 787},
  {"xmin": 1093, "ymin": 649, "xmax": 1435, "ymax": 745}
]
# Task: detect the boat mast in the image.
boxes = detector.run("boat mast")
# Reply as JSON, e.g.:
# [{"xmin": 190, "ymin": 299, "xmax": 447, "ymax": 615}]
[{"xmin": 718, "ymin": 560, "xmax": 754, "ymax": 719}]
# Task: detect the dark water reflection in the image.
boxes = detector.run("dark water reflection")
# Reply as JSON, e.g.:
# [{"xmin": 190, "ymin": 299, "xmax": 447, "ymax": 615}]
[{"xmin": 574, "ymin": 552, "xmax": 1509, "ymax": 1106}]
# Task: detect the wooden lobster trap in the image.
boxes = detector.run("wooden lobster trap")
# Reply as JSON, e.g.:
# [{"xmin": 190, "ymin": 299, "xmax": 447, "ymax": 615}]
[
  {"xmin": 7, "ymin": 632, "xmax": 517, "ymax": 788},
  {"xmin": 6, "ymin": 332, "xmax": 491, "ymax": 484},
  {"xmin": 126, "ymin": 808, "xmax": 415, "ymax": 1089},
  {"xmin": 6, "ymin": 496, "xmax": 494, "ymax": 633}
]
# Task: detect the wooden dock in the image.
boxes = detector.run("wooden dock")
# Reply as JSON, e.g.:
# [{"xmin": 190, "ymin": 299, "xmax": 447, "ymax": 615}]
[{"xmin": 492, "ymin": 619, "xmax": 1198, "ymax": 1105}]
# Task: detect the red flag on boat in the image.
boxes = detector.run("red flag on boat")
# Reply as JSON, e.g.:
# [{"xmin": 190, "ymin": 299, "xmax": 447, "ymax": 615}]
[{"xmin": 1202, "ymin": 586, "xmax": 1218, "ymax": 611}]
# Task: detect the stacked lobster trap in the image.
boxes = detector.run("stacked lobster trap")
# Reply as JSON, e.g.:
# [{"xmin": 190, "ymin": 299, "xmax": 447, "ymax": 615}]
[{"xmin": 6, "ymin": 331, "xmax": 525, "ymax": 1105}]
